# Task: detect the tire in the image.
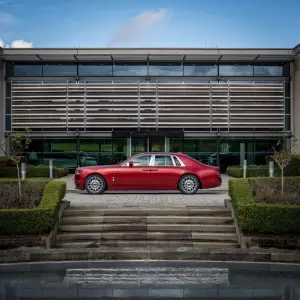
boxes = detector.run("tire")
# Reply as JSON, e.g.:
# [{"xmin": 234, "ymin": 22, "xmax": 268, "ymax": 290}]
[
  {"xmin": 85, "ymin": 174, "xmax": 106, "ymax": 195},
  {"xmin": 178, "ymin": 174, "xmax": 199, "ymax": 195}
]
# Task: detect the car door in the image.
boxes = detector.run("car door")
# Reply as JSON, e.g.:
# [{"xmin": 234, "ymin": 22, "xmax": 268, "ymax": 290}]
[
  {"xmin": 150, "ymin": 155, "xmax": 181, "ymax": 189},
  {"xmin": 116, "ymin": 154, "xmax": 153, "ymax": 189}
]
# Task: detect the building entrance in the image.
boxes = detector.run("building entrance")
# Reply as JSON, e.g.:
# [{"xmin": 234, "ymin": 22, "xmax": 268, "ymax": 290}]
[{"xmin": 131, "ymin": 137, "xmax": 166, "ymax": 156}]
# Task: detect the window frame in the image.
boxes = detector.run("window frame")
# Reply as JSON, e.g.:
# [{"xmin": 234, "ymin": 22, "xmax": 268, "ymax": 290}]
[
  {"xmin": 153, "ymin": 154, "xmax": 175, "ymax": 166},
  {"xmin": 122, "ymin": 154, "xmax": 154, "ymax": 166}
]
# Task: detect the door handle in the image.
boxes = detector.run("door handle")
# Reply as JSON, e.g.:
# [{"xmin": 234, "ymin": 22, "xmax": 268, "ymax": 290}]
[
  {"xmin": 143, "ymin": 168, "xmax": 152, "ymax": 171},
  {"xmin": 151, "ymin": 169, "xmax": 159, "ymax": 171}
]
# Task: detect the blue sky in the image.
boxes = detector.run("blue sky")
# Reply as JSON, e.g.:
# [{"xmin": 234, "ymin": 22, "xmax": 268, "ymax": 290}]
[{"xmin": 0, "ymin": 0, "xmax": 299, "ymax": 48}]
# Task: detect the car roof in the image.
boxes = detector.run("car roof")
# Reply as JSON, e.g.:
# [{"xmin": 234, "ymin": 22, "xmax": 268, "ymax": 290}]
[{"xmin": 135, "ymin": 152, "xmax": 183, "ymax": 156}]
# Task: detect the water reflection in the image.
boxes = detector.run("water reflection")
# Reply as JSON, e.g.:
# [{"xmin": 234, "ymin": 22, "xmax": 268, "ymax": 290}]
[{"xmin": 0, "ymin": 261, "xmax": 300, "ymax": 299}]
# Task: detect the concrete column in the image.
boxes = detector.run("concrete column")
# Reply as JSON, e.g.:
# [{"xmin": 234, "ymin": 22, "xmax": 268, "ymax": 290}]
[
  {"xmin": 0, "ymin": 58, "xmax": 5, "ymax": 155},
  {"xmin": 293, "ymin": 54, "xmax": 300, "ymax": 153}
]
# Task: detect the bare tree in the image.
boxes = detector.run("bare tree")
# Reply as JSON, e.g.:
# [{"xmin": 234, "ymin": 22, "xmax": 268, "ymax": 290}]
[
  {"xmin": 0, "ymin": 130, "xmax": 31, "ymax": 197},
  {"xmin": 270, "ymin": 137, "xmax": 298, "ymax": 195}
]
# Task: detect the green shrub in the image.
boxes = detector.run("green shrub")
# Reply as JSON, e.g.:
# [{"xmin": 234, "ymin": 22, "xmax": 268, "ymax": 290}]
[
  {"xmin": 229, "ymin": 177, "xmax": 300, "ymax": 234},
  {"xmin": 226, "ymin": 166, "xmax": 243, "ymax": 178},
  {"xmin": 0, "ymin": 180, "xmax": 66, "ymax": 235},
  {"xmin": 226, "ymin": 165, "xmax": 280, "ymax": 178},
  {"xmin": 0, "ymin": 179, "xmax": 48, "ymax": 209},
  {"xmin": 266, "ymin": 155, "xmax": 300, "ymax": 176},
  {"xmin": 0, "ymin": 165, "xmax": 68, "ymax": 178}
]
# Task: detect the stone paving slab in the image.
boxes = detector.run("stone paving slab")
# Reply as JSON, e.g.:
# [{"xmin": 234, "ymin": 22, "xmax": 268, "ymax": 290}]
[
  {"xmin": 0, "ymin": 247, "xmax": 296, "ymax": 264},
  {"xmin": 64, "ymin": 190, "xmax": 227, "ymax": 207}
]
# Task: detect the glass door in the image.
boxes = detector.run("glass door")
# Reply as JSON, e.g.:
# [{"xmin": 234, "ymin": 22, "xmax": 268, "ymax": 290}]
[
  {"xmin": 131, "ymin": 137, "xmax": 147, "ymax": 156},
  {"xmin": 149, "ymin": 137, "xmax": 165, "ymax": 152}
]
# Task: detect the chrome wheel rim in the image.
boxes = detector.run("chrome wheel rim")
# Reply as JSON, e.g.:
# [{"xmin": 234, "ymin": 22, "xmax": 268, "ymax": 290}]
[
  {"xmin": 87, "ymin": 176, "xmax": 103, "ymax": 193},
  {"xmin": 182, "ymin": 176, "xmax": 198, "ymax": 193}
]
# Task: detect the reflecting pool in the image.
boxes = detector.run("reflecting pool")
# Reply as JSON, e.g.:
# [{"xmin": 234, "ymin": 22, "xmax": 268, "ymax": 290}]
[{"xmin": 0, "ymin": 260, "xmax": 300, "ymax": 299}]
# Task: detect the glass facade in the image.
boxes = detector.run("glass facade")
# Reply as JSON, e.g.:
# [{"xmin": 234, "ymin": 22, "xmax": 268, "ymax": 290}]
[
  {"xmin": 7, "ymin": 62, "xmax": 290, "ymax": 77},
  {"xmin": 78, "ymin": 64, "xmax": 113, "ymax": 76},
  {"xmin": 23, "ymin": 137, "xmax": 283, "ymax": 173}
]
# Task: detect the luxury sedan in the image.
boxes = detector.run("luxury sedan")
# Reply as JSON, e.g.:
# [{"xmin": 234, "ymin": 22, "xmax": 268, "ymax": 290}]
[{"xmin": 74, "ymin": 152, "xmax": 222, "ymax": 195}]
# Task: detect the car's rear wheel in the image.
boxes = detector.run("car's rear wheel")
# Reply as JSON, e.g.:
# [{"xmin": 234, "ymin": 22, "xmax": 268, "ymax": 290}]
[
  {"xmin": 178, "ymin": 174, "xmax": 199, "ymax": 194},
  {"xmin": 85, "ymin": 174, "xmax": 106, "ymax": 194}
]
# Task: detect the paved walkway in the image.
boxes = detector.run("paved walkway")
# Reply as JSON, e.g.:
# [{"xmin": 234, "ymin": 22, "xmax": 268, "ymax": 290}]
[
  {"xmin": 59, "ymin": 174, "xmax": 229, "ymax": 208},
  {"xmin": 64, "ymin": 191, "xmax": 227, "ymax": 207}
]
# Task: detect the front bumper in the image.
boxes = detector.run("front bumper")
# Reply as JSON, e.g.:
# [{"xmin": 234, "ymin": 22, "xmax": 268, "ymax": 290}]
[{"xmin": 74, "ymin": 173, "xmax": 85, "ymax": 190}]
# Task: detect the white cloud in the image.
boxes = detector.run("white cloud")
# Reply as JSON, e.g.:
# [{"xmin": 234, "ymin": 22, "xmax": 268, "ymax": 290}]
[
  {"xmin": 0, "ymin": 38, "xmax": 33, "ymax": 48},
  {"xmin": 0, "ymin": 11, "xmax": 14, "ymax": 24},
  {"xmin": 109, "ymin": 8, "xmax": 171, "ymax": 46},
  {"xmin": 10, "ymin": 39, "xmax": 33, "ymax": 48}
]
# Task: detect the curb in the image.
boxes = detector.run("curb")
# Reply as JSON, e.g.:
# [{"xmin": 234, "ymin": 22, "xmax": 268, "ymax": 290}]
[
  {"xmin": 65, "ymin": 189, "xmax": 229, "ymax": 194},
  {"xmin": 1, "ymin": 248, "xmax": 300, "ymax": 264}
]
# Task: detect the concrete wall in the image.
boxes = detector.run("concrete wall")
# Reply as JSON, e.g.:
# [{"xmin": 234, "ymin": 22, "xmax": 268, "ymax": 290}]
[
  {"xmin": 293, "ymin": 54, "xmax": 300, "ymax": 153},
  {"xmin": 0, "ymin": 59, "xmax": 5, "ymax": 154}
]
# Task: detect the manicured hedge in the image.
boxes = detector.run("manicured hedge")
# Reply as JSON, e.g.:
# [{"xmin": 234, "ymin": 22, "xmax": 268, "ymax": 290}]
[
  {"xmin": 229, "ymin": 177, "xmax": 300, "ymax": 234},
  {"xmin": 0, "ymin": 165, "xmax": 68, "ymax": 178},
  {"xmin": 226, "ymin": 165, "xmax": 280, "ymax": 178},
  {"xmin": 0, "ymin": 179, "xmax": 66, "ymax": 234}
]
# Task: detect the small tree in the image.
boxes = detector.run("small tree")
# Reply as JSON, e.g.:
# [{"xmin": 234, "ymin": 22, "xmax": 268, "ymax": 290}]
[
  {"xmin": 270, "ymin": 137, "xmax": 298, "ymax": 195},
  {"xmin": 0, "ymin": 130, "xmax": 31, "ymax": 197}
]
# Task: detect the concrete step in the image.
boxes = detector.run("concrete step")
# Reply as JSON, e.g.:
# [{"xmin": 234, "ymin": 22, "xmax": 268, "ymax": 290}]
[
  {"xmin": 63, "ymin": 207, "xmax": 231, "ymax": 217},
  {"xmin": 55, "ymin": 240, "xmax": 239, "ymax": 249},
  {"xmin": 56, "ymin": 231, "xmax": 237, "ymax": 242},
  {"xmin": 192, "ymin": 232, "xmax": 237, "ymax": 242},
  {"xmin": 59, "ymin": 223, "xmax": 235, "ymax": 233},
  {"xmin": 60, "ymin": 215, "xmax": 233, "ymax": 225}
]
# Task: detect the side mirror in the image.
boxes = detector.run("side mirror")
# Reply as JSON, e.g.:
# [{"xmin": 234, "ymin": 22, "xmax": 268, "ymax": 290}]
[{"xmin": 129, "ymin": 161, "xmax": 134, "ymax": 167}]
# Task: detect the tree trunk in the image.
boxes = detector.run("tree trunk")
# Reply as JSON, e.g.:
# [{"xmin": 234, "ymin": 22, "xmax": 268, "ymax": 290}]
[
  {"xmin": 281, "ymin": 167, "xmax": 284, "ymax": 195},
  {"xmin": 16, "ymin": 163, "xmax": 22, "ymax": 197}
]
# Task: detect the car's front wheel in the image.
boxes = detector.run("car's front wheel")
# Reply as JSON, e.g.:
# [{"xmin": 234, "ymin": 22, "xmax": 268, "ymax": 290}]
[
  {"xmin": 85, "ymin": 174, "xmax": 106, "ymax": 194},
  {"xmin": 178, "ymin": 174, "xmax": 199, "ymax": 194}
]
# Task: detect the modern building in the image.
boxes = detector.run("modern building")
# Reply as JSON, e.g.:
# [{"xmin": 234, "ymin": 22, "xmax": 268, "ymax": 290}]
[{"xmin": 0, "ymin": 45, "xmax": 300, "ymax": 171}]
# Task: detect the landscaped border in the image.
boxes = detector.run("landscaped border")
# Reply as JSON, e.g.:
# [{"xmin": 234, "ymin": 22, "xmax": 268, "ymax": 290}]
[
  {"xmin": 0, "ymin": 180, "xmax": 66, "ymax": 235},
  {"xmin": 228, "ymin": 177, "xmax": 300, "ymax": 234}
]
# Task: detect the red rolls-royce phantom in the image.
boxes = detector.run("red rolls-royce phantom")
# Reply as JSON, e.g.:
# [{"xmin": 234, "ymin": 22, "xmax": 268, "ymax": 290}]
[{"xmin": 74, "ymin": 152, "xmax": 222, "ymax": 195}]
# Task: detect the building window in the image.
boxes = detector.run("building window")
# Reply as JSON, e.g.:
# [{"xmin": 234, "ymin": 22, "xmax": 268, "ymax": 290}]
[
  {"xmin": 113, "ymin": 64, "xmax": 148, "ymax": 76},
  {"xmin": 78, "ymin": 64, "xmax": 113, "ymax": 76},
  {"xmin": 5, "ymin": 115, "xmax": 11, "ymax": 131},
  {"xmin": 219, "ymin": 65, "xmax": 253, "ymax": 76},
  {"xmin": 43, "ymin": 64, "xmax": 77, "ymax": 76},
  {"xmin": 149, "ymin": 63, "xmax": 183, "ymax": 76},
  {"xmin": 184, "ymin": 65, "xmax": 218, "ymax": 76},
  {"xmin": 254, "ymin": 66, "xmax": 283, "ymax": 76},
  {"xmin": 14, "ymin": 65, "xmax": 43, "ymax": 76}
]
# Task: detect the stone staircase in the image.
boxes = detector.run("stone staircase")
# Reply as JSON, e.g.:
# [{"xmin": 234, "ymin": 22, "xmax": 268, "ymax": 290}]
[{"xmin": 55, "ymin": 206, "xmax": 239, "ymax": 249}]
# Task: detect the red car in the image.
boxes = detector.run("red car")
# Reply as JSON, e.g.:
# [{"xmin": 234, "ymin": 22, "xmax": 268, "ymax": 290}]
[{"xmin": 74, "ymin": 152, "xmax": 222, "ymax": 195}]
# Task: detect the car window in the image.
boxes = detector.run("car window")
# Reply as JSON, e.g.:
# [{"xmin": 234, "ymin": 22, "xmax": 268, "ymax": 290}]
[
  {"xmin": 173, "ymin": 156, "xmax": 182, "ymax": 166},
  {"xmin": 154, "ymin": 155, "xmax": 174, "ymax": 166},
  {"xmin": 131, "ymin": 155, "xmax": 152, "ymax": 166}
]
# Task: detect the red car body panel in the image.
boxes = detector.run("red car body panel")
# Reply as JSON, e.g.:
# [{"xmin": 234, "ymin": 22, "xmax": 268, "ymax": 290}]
[{"xmin": 74, "ymin": 152, "xmax": 222, "ymax": 191}]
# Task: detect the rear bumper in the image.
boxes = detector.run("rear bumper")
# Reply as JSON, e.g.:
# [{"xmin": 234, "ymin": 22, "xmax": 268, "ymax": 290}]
[{"xmin": 202, "ymin": 175, "xmax": 222, "ymax": 189}]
